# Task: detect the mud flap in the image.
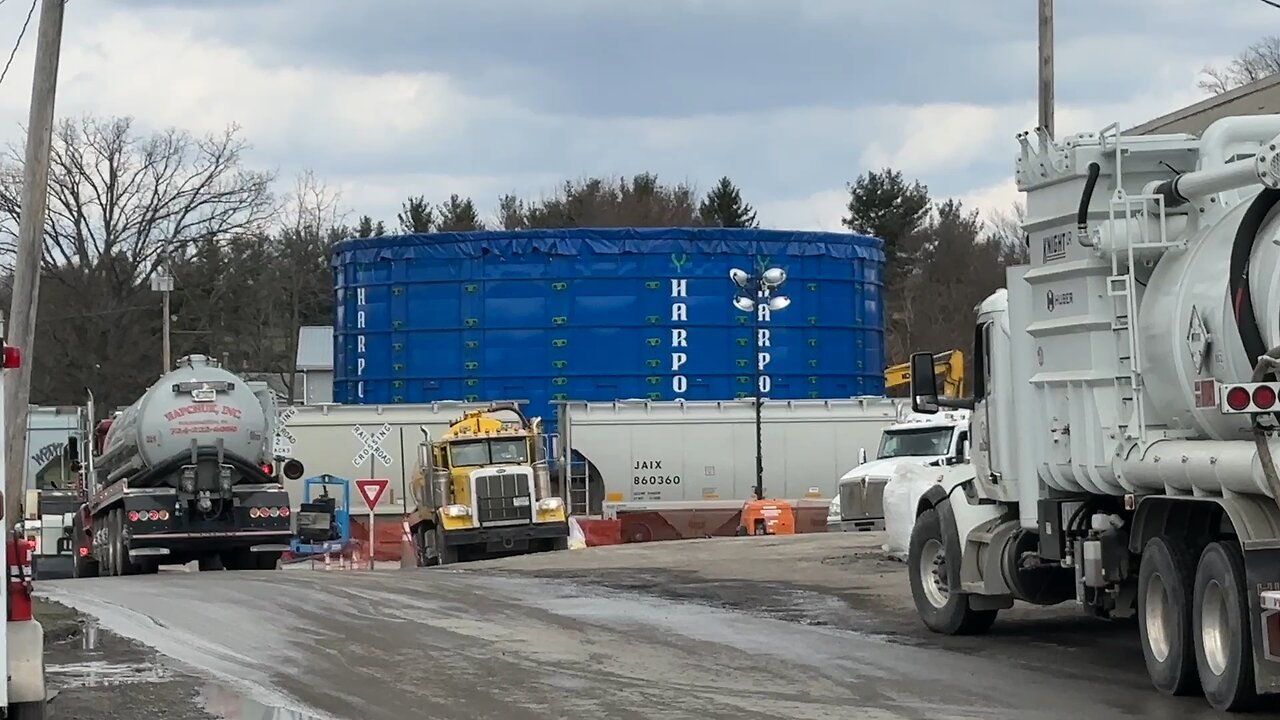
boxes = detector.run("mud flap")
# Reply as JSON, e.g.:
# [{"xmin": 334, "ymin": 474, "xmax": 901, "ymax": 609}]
[{"xmin": 1247, "ymin": 547, "xmax": 1280, "ymax": 695}]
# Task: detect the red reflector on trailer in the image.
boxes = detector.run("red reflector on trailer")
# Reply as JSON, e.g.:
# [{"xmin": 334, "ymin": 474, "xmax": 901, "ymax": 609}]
[
  {"xmin": 2, "ymin": 346, "xmax": 20, "ymax": 369},
  {"xmin": 1256, "ymin": 385, "xmax": 1278, "ymax": 410},
  {"xmin": 261, "ymin": 464, "xmax": 274, "ymax": 476},
  {"xmin": 1227, "ymin": 386, "xmax": 1252, "ymax": 411}
]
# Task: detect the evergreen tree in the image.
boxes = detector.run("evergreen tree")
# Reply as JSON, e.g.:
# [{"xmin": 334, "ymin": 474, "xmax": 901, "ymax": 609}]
[
  {"xmin": 398, "ymin": 195, "xmax": 435, "ymax": 233},
  {"xmin": 697, "ymin": 176, "xmax": 758, "ymax": 228},
  {"xmin": 355, "ymin": 215, "xmax": 386, "ymax": 238},
  {"xmin": 436, "ymin": 194, "xmax": 485, "ymax": 231},
  {"xmin": 842, "ymin": 169, "xmax": 931, "ymax": 285}
]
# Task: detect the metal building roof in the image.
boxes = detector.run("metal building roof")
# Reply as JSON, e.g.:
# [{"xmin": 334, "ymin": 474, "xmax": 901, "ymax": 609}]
[
  {"xmin": 1127, "ymin": 74, "xmax": 1280, "ymax": 136},
  {"xmin": 295, "ymin": 326, "xmax": 333, "ymax": 371}
]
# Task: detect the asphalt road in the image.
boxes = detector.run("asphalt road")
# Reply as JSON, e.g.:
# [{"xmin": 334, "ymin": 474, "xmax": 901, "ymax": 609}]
[{"xmin": 36, "ymin": 534, "xmax": 1280, "ymax": 720}]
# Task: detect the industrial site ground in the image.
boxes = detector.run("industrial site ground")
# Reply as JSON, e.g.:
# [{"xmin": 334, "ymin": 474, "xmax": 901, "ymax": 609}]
[{"xmin": 32, "ymin": 532, "xmax": 1280, "ymax": 719}]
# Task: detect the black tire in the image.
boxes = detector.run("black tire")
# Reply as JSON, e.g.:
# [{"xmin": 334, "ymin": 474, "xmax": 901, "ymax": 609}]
[
  {"xmin": 1193, "ymin": 541, "xmax": 1258, "ymax": 712},
  {"xmin": 198, "ymin": 555, "xmax": 224, "ymax": 572},
  {"xmin": 1138, "ymin": 536, "xmax": 1200, "ymax": 696},
  {"xmin": 907, "ymin": 506, "xmax": 997, "ymax": 635},
  {"xmin": 104, "ymin": 510, "xmax": 119, "ymax": 577},
  {"xmin": 256, "ymin": 551, "xmax": 282, "ymax": 570},
  {"xmin": 436, "ymin": 529, "xmax": 459, "ymax": 565},
  {"xmin": 415, "ymin": 526, "xmax": 436, "ymax": 567},
  {"xmin": 549, "ymin": 536, "xmax": 569, "ymax": 552}
]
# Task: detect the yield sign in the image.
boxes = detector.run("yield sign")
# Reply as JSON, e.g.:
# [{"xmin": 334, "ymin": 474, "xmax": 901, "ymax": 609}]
[{"xmin": 355, "ymin": 479, "xmax": 390, "ymax": 511}]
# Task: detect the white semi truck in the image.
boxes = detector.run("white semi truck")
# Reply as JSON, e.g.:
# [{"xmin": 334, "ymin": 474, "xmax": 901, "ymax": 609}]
[
  {"xmin": 904, "ymin": 114, "xmax": 1280, "ymax": 712},
  {"xmin": 828, "ymin": 410, "xmax": 970, "ymax": 532}
]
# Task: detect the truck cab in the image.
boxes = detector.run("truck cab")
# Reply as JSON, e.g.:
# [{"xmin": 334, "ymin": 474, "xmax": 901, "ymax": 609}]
[
  {"xmin": 828, "ymin": 411, "xmax": 969, "ymax": 532},
  {"xmin": 408, "ymin": 403, "xmax": 569, "ymax": 564}
]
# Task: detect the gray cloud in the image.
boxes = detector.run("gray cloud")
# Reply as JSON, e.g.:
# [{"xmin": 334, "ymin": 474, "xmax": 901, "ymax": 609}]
[{"xmin": 1, "ymin": 0, "xmax": 1276, "ymax": 231}]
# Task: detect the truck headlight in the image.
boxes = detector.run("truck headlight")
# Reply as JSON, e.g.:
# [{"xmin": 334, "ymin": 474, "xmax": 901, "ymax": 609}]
[
  {"xmin": 442, "ymin": 504, "xmax": 471, "ymax": 518},
  {"xmin": 537, "ymin": 497, "xmax": 564, "ymax": 512}
]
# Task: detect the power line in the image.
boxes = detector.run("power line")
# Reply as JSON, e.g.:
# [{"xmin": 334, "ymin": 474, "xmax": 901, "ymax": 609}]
[
  {"xmin": 1262, "ymin": 0, "xmax": 1280, "ymax": 9},
  {"xmin": 0, "ymin": 0, "xmax": 38, "ymax": 88}
]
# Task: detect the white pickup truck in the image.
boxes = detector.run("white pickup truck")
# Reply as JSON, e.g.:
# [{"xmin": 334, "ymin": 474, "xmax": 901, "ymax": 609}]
[{"xmin": 827, "ymin": 410, "xmax": 971, "ymax": 532}]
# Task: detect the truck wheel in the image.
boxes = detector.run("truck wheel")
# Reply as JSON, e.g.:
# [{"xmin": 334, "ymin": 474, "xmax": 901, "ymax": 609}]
[
  {"xmin": 104, "ymin": 511, "xmax": 119, "ymax": 577},
  {"xmin": 435, "ymin": 528, "xmax": 459, "ymax": 565},
  {"xmin": 1193, "ymin": 541, "xmax": 1258, "ymax": 711},
  {"xmin": 1138, "ymin": 536, "xmax": 1199, "ymax": 696},
  {"xmin": 908, "ymin": 507, "xmax": 997, "ymax": 635},
  {"xmin": 255, "ymin": 552, "xmax": 281, "ymax": 570},
  {"xmin": 198, "ymin": 555, "xmax": 224, "ymax": 571},
  {"xmin": 414, "ymin": 527, "xmax": 434, "ymax": 567}
]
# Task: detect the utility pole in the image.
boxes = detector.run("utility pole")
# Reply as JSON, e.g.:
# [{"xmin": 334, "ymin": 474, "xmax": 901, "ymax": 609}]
[
  {"xmin": 1038, "ymin": 0, "xmax": 1054, "ymax": 138},
  {"xmin": 4, "ymin": 0, "xmax": 66, "ymax": 528},
  {"xmin": 152, "ymin": 262, "xmax": 174, "ymax": 371}
]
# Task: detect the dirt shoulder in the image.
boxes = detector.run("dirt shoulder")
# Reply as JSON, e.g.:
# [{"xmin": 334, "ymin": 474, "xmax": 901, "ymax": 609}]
[{"xmin": 36, "ymin": 597, "xmax": 218, "ymax": 720}]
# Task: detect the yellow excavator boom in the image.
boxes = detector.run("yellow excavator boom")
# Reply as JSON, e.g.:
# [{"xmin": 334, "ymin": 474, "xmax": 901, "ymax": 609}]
[{"xmin": 884, "ymin": 349, "xmax": 965, "ymax": 398}]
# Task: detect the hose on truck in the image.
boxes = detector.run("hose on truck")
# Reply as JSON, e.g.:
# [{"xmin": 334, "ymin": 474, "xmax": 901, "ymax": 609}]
[
  {"xmin": 1230, "ymin": 188, "xmax": 1280, "ymax": 507},
  {"xmin": 1229, "ymin": 188, "xmax": 1280, "ymax": 368},
  {"xmin": 1252, "ymin": 347, "xmax": 1280, "ymax": 506}
]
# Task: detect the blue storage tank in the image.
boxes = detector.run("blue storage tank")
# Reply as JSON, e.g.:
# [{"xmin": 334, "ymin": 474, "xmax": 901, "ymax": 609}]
[{"xmin": 331, "ymin": 227, "xmax": 884, "ymax": 427}]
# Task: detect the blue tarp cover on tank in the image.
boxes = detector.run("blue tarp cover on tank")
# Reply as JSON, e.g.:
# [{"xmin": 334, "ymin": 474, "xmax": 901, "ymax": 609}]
[
  {"xmin": 331, "ymin": 227, "xmax": 886, "ymax": 433},
  {"xmin": 332, "ymin": 227, "xmax": 883, "ymax": 264}
]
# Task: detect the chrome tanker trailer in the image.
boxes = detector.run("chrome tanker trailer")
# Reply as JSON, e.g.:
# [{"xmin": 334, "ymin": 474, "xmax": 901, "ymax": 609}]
[
  {"xmin": 903, "ymin": 114, "xmax": 1280, "ymax": 712},
  {"xmin": 66, "ymin": 354, "xmax": 293, "ymax": 575}
]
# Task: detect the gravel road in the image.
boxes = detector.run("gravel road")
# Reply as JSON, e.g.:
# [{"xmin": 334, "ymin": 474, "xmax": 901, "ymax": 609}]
[{"xmin": 33, "ymin": 532, "xmax": 1280, "ymax": 719}]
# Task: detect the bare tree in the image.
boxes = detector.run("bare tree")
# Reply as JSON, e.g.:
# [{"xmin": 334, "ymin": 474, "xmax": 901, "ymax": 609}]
[
  {"xmin": 271, "ymin": 171, "xmax": 345, "ymax": 400},
  {"xmin": 0, "ymin": 115, "xmax": 277, "ymax": 407},
  {"xmin": 984, "ymin": 201, "xmax": 1031, "ymax": 264},
  {"xmin": 1199, "ymin": 36, "xmax": 1280, "ymax": 95}
]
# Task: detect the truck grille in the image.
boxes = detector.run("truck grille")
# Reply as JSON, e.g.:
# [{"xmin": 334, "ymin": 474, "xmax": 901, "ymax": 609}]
[
  {"xmin": 839, "ymin": 476, "xmax": 888, "ymax": 521},
  {"xmin": 473, "ymin": 472, "xmax": 532, "ymax": 524}
]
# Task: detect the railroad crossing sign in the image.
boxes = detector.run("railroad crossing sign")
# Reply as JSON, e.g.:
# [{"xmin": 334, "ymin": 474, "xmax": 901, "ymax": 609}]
[
  {"xmin": 352, "ymin": 423, "xmax": 394, "ymax": 468},
  {"xmin": 355, "ymin": 479, "xmax": 390, "ymax": 511},
  {"xmin": 273, "ymin": 407, "xmax": 298, "ymax": 458}
]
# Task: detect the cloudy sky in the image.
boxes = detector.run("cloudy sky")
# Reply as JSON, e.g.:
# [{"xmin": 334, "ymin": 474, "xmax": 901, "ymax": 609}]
[{"xmin": 0, "ymin": 0, "xmax": 1272, "ymax": 232}]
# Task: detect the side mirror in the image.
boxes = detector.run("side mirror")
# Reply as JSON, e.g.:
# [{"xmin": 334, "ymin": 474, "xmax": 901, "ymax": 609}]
[
  {"xmin": 909, "ymin": 351, "xmax": 940, "ymax": 414},
  {"xmin": 858, "ymin": 447, "xmax": 867, "ymax": 465},
  {"xmin": 954, "ymin": 431, "xmax": 970, "ymax": 464}
]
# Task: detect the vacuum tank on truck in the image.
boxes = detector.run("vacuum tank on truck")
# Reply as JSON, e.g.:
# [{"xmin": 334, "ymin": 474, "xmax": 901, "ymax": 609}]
[
  {"xmin": 408, "ymin": 402, "xmax": 569, "ymax": 564},
  {"xmin": 66, "ymin": 354, "xmax": 293, "ymax": 576},
  {"xmin": 903, "ymin": 114, "xmax": 1280, "ymax": 712}
]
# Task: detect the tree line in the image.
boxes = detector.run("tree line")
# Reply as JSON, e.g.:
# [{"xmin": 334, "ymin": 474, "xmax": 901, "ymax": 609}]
[{"xmin": 0, "ymin": 114, "xmax": 1022, "ymax": 410}]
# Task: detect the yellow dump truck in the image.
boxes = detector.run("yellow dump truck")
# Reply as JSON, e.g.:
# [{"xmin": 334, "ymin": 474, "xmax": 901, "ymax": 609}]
[
  {"xmin": 407, "ymin": 402, "xmax": 569, "ymax": 565},
  {"xmin": 885, "ymin": 349, "xmax": 965, "ymax": 398}
]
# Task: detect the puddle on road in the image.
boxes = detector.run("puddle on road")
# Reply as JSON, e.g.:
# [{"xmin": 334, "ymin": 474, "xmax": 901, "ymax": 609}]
[
  {"xmin": 46, "ymin": 659, "xmax": 172, "ymax": 688},
  {"xmin": 201, "ymin": 683, "xmax": 329, "ymax": 720}
]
